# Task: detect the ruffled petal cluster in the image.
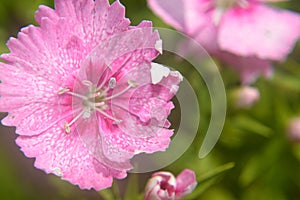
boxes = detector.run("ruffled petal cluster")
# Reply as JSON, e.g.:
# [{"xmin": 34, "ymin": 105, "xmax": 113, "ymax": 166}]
[
  {"xmin": 0, "ymin": 0, "xmax": 182, "ymax": 190},
  {"xmin": 148, "ymin": 0, "xmax": 300, "ymax": 84}
]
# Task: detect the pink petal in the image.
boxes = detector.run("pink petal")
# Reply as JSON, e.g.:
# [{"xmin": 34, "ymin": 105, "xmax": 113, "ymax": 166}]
[
  {"xmin": 91, "ymin": 25, "xmax": 160, "ymax": 76},
  {"xmin": 145, "ymin": 172, "xmax": 176, "ymax": 200},
  {"xmin": 35, "ymin": 5, "xmax": 59, "ymax": 24},
  {"xmin": 175, "ymin": 169, "xmax": 197, "ymax": 199},
  {"xmin": 98, "ymin": 116, "xmax": 173, "ymax": 154},
  {"xmin": 216, "ymin": 51, "xmax": 273, "ymax": 84},
  {"xmin": 74, "ymin": 113, "xmax": 133, "ymax": 171},
  {"xmin": 256, "ymin": 0, "xmax": 287, "ymax": 2},
  {"xmin": 147, "ymin": 0, "xmax": 186, "ymax": 30},
  {"xmin": 1, "ymin": 104, "xmax": 70, "ymax": 136},
  {"xmin": 2, "ymin": 25, "xmax": 73, "ymax": 84},
  {"xmin": 110, "ymin": 64, "xmax": 177, "ymax": 138},
  {"xmin": 219, "ymin": 4, "xmax": 300, "ymax": 61},
  {"xmin": 148, "ymin": 0, "xmax": 219, "ymax": 53},
  {"xmin": 153, "ymin": 70, "xmax": 183, "ymax": 101},
  {"xmin": 15, "ymin": 123, "xmax": 125, "ymax": 190}
]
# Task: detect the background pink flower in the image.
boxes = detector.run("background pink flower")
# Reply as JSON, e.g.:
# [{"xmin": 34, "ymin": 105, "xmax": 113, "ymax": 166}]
[
  {"xmin": 148, "ymin": 0, "xmax": 300, "ymax": 84},
  {"xmin": 0, "ymin": 0, "xmax": 182, "ymax": 190}
]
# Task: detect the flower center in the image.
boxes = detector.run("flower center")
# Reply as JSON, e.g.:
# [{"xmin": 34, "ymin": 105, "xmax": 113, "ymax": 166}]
[
  {"xmin": 214, "ymin": 0, "xmax": 248, "ymax": 8},
  {"xmin": 58, "ymin": 77, "xmax": 138, "ymax": 133},
  {"xmin": 213, "ymin": 0, "xmax": 249, "ymax": 24}
]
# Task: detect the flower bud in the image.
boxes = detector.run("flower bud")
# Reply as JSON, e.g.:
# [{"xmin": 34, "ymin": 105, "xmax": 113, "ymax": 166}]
[
  {"xmin": 144, "ymin": 169, "xmax": 197, "ymax": 200},
  {"xmin": 175, "ymin": 169, "xmax": 197, "ymax": 199},
  {"xmin": 287, "ymin": 117, "xmax": 300, "ymax": 142},
  {"xmin": 233, "ymin": 86, "xmax": 260, "ymax": 108}
]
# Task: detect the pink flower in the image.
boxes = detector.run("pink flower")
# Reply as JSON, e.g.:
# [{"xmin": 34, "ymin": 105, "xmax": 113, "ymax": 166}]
[
  {"xmin": 144, "ymin": 169, "xmax": 197, "ymax": 200},
  {"xmin": 233, "ymin": 86, "xmax": 260, "ymax": 108},
  {"xmin": 148, "ymin": 0, "xmax": 300, "ymax": 84},
  {"xmin": 0, "ymin": 0, "xmax": 182, "ymax": 190},
  {"xmin": 287, "ymin": 118, "xmax": 300, "ymax": 142}
]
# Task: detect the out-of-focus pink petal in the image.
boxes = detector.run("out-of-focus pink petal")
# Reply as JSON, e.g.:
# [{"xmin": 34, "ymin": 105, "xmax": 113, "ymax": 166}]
[
  {"xmin": 175, "ymin": 169, "xmax": 197, "ymax": 199},
  {"xmin": 219, "ymin": 4, "xmax": 300, "ymax": 61},
  {"xmin": 256, "ymin": 0, "xmax": 287, "ymax": 2},
  {"xmin": 233, "ymin": 86, "xmax": 260, "ymax": 108},
  {"xmin": 216, "ymin": 51, "xmax": 273, "ymax": 84},
  {"xmin": 148, "ymin": 0, "xmax": 219, "ymax": 53},
  {"xmin": 148, "ymin": 0, "xmax": 186, "ymax": 30}
]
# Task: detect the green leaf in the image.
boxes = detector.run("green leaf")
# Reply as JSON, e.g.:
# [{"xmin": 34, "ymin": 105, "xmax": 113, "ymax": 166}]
[
  {"xmin": 186, "ymin": 163, "xmax": 235, "ymax": 199},
  {"xmin": 233, "ymin": 115, "xmax": 273, "ymax": 137},
  {"xmin": 185, "ymin": 179, "xmax": 217, "ymax": 199},
  {"xmin": 271, "ymin": 72, "xmax": 300, "ymax": 92},
  {"xmin": 197, "ymin": 162, "xmax": 235, "ymax": 184}
]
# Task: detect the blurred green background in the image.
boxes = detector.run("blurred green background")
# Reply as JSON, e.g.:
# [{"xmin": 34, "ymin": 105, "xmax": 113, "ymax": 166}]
[{"xmin": 1, "ymin": 0, "xmax": 300, "ymax": 199}]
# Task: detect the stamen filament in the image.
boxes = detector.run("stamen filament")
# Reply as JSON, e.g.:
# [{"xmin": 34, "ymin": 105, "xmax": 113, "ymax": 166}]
[
  {"xmin": 58, "ymin": 88, "xmax": 70, "ymax": 95},
  {"xmin": 95, "ymin": 107, "xmax": 122, "ymax": 123},
  {"xmin": 104, "ymin": 80, "xmax": 138, "ymax": 101},
  {"xmin": 85, "ymin": 101, "xmax": 106, "ymax": 108},
  {"xmin": 104, "ymin": 85, "xmax": 132, "ymax": 101},
  {"xmin": 66, "ymin": 91, "xmax": 88, "ymax": 100},
  {"xmin": 64, "ymin": 110, "xmax": 86, "ymax": 133}
]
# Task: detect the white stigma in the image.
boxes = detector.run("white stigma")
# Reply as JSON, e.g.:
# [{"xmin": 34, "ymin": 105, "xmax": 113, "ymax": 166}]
[{"xmin": 58, "ymin": 77, "xmax": 138, "ymax": 134}]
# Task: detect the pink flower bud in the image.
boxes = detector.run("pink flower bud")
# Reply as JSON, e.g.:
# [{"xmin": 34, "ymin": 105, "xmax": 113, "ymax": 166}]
[
  {"xmin": 175, "ymin": 169, "xmax": 197, "ymax": 199},
  {"xmin": 144, "ymin": 169, "xmax": 197, "ymax": 200},
  {"xmin": 287, "ymin": 118, "xmax": 300, "ymax": 142},
  {"xmin": 234, "ymin": 86, "xmax": 260, "ymax": 108}
]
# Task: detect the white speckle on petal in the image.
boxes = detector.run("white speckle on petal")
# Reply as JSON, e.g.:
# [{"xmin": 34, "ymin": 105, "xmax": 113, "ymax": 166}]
[{"xmin": 150, "ymin": 63, "xmax": 170, "ymax": 84}]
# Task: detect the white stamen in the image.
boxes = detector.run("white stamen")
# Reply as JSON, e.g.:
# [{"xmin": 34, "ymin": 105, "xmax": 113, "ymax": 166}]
[
  {"xmin": 104, "ymin": 81, "xmax": 137, "ymax": 101},
  {"xmin": 85, "ymin": 101, "xmax": 106, "ymax": 110},
  {"xmin": 66, "ymin": 91, "xmax": 88, "ymax": 100},
  {"xmin": 57, "ymin": 88, "xmax": 70, "ymax": 95},
  {"xmin": 128, "ymin": 80, "xmax": 138, "ymax": 87},
  {"xmin": 64, "ymin": 122, "xmax": 71, "ymax": 134},
  {"xmin": 95, "ymin": 107, "xmax": 122, "ymax": 123},
  {"xmin": 64, "ymin": 110, "xmax": 86, "ymax": 133}
]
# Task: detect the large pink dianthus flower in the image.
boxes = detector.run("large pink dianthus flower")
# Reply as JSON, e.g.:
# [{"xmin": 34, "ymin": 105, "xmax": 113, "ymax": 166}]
[
  {"xmin": 0, "ymin": 0, "xmax": 182, "ymax": 190},
  {"xmin": 148, "ymin": 0, "xmax": 300, "ymax": 84}
]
